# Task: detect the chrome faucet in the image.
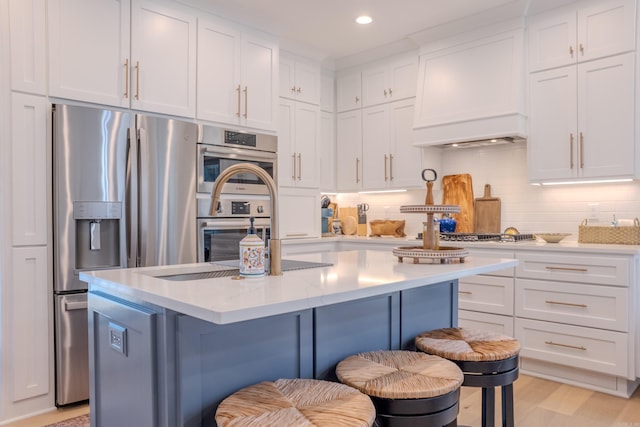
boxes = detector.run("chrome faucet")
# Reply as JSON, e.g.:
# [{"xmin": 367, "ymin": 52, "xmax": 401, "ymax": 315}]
[{"xmin": 209, "ymin": 163, "xmax": 281, "ymax": 275}]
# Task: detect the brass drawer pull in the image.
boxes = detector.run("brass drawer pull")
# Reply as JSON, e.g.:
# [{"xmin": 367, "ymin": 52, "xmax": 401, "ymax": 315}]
[
  {"xmin": 545, "ymin": 266, "xmax": 588, "ymax": 272},
  {"xmin": 545, "ymin": 300, "xmax": 587, "ymax": 308},
  {"xmin": 285, "ymin": 233, "xmax": 308, "ymax": 237},
  {"xmin": 545, "ymin": 341, "xmax": 587, "ymax": 351},
  {"xmin": 458, "ymin": 291, "xmax": 473, "ymax": 295}
]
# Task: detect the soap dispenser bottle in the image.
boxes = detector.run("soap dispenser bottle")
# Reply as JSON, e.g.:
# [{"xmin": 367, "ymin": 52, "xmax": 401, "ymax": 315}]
[{"xmin": 239, "ymin": 217, "xmax": 265, "ymax": 277}]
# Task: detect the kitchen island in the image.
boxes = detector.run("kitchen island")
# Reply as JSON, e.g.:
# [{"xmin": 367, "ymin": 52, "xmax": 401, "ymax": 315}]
[{"xmin": 81, "ymin": 249, "xmax": 517, "ymax": 427}]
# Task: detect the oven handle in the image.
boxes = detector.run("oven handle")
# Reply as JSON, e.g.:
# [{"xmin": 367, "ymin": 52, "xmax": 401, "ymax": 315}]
[
  {"xmin": 201, "ymin": 219, "xmax": 271, "ymax": 229},
  {"xmin": 199, "ymin": 145, "xmax": 276, "ymax": 161}
]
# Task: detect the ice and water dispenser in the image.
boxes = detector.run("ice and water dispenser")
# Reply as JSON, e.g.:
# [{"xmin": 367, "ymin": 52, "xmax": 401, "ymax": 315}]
[{"xmin": 74, "ymin": 201, "xmax": 121, "ymax": 269}]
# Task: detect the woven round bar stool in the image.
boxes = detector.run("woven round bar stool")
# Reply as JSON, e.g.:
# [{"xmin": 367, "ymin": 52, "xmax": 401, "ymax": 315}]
[
  {"xmin": 415, "ymin": 328, "xmax": 520, "ymax": 427},
  {"xmin": 215, "ymin": 378, "xmax": 376, "ymax": 426},
  {"xmin": 336, "ymin": 350, "xmax": 464, "ymax": 427}
]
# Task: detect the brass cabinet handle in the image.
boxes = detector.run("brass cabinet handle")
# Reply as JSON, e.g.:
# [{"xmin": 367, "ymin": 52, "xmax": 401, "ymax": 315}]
[
  {"xmin": 296, "ymin": 87, "xmax": 301, "ymax": 94},
  {"xmin": 291, "ymin": 153, "xmax": 296, "ymax": 180},
  {"xmin": 356, "ymin": 158, "xmax": 360, "ymax": 183},
  {"xmin": 384, "ymin": 89, "xmax": 388, "ymax": 97},
  {"xmin": 579, "ymin": 43, "xmax": 584, "ymax": 55},
  {"xmin": 545, "ymin": 341, "xmax": 587, "ymax": 351},
  {"xmin": 569, "ymin": 45, "xmax": 574, "ymax": 58},
  {"xmin": 569, "ymin": 133, "xmax": 574, "ymax": 169},
  {"xmin": 579, "ymin": 132, "xmax": 584, "ymax": 168},
  {"xmin": 389, "ymin": 153, "xmax": 394, "ymax": 181},
  {"xmin": 286, "ymin": 233, "xmax": 308, "ymax": 237},
  {"xmin": 545, "ymin": 266, "xmax": 588, "ymax": 272},
  {"xmin": 124, "ymin": 59, "xmax": 129, "ymax": 98},
  {"xmin": 236, "ymin": 85, "xmax": 241, "ymax": 117},
  {"xmin": 545, "ymin": 300, "xmax": 588, "ymax": 308},
  {"xmin": 355, "ymin": 95, "xmax": 360, "ymax": 104},
  {"xmin": 134, "ymin": 61, "xmax": 140, "ymax": 100},
  {"xmin": 297, "ymin": 153, "xmax": 302, "ymax": 180},
  {"xmin": 384, "ymin": 154, "xmax": 388, "ymax": 181},
  {"xmin": 243, "ymin": 86, "xmax": 248, "ymax": 118},
  {"xmin": 388, "ymin": 88, "xmax": 393, "ymax": 96},
  {"xmin": 458, "ymin": 290, "xmax": 473, "ymax": 295},
  {"xmin": 291, "ymin": 86, "xmax": 296, "ymax": 93}
]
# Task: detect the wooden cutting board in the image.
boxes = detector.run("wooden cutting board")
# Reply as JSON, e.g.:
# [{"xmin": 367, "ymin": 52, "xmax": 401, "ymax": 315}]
[
  {"xmin": 474, "ymin": 184, "xmax": 501, "ymax": 233},
  {"xmin": 441, "ymin": 174, "xmax": 474, "ymax": 233},
  {"xmin": 339, "ymin": 207, "xmax": 358, "ymax": 235}
]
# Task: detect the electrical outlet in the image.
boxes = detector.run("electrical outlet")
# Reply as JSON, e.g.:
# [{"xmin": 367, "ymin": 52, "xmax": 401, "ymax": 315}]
[
  {"xmin": 109, "ymin": 322, "xmax": 127, "ymax": 356},
  {"xmin": 587, "ymin": 202, "xmax": 600, "ymax": 221}
]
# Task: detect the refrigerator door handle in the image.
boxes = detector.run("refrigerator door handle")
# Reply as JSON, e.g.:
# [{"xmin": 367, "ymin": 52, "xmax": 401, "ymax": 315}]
[
  {"xmin": 64, "ymin": 300, "xmax": 88, "ymax": 311},
  {"xmin": 137, "ymin": 126, "xmax": 149, "ymax": 267},
  {"xmin": 125, "ymin": 127, "xmax": 139, "ymax": 268}
]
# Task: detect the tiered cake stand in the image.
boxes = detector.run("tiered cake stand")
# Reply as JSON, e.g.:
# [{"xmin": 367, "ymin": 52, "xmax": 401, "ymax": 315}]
[{"xmin": 393, "ymin": 169, "xmax": 469, "ymax": 264}]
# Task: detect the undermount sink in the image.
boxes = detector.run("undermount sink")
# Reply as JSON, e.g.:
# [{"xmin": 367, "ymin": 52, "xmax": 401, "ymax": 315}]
[{"xmin": 152, "ymin": 259, "xmax": 333, "ymax": 281}]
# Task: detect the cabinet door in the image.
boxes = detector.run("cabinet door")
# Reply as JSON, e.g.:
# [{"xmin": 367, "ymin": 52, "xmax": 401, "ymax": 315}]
[
  {"xmin": 197, "ymin": 17, "xmax": 242, "ymax": 125},
  {"xmin": 577, "ymin": 53, "xmax": 635, "ymax": 179},
  {"xmin": 387, "ymin": 55, "xmax": 418, "ymax": 102},
  {"xmin": 362, "ymin": 64, "xmax": 389, "ymax": 107},
  {"xmin": 48, "ymin": 0, "xmax": 130, "ymax": 107},
  {"xmin": 240, "ymin": 32, "xmax": 278, "ymax": 131},
  {"xmin": 336, "ymin": 110, "xmax": 363, "ymax": 191},
  {"xmin": 319, "ymin": 111, "xmax": 336, "ymax": 191},
  {"xmin": 9, "ymin": 0, "xmax": 46, "ymax": 94},
  {"xmin": 130, "ymin": 0, "xmax": 196, "ymax": 117},
  {"xmin": 320, "ymin": 72, "xmax": 335, "ymax": 112},
  {"xmin": 292, "ymin": 60, "xmax": 321, "ymax": 105},
  {"xmin": 278, "ymin": 99, "xmax": 296, "ymax": 187},
  {"xmin": 528, "ymin": 66, "xmax": 577, "ymax": 181},
  {"xmin": 362, "ymin": 105, "xmax": 390, "ymax": 189},
  {"xmin": 578, "ymin": 0, "xmax": 636, "ymax": 63},
  {"xmin": 336, "ymin": 70, "xmax": 361, "ymax": 112},
  {"xmin": 11, "ymin": 93, "xmax": 48, "ymax": 246},
  {"xmin": 279, "ymin": 188, "xmax": 320, "ymax": 239},
  {"xmin": 294, "ymin": 102, "xmax": 320, "ymax": 188},
  {"xmin": 528, "ymin": 9, "xmax": 576, "ymax": 72},
  {"xmin": 388, "ymin": 98, "xmax": 421, "ymax": 188}
]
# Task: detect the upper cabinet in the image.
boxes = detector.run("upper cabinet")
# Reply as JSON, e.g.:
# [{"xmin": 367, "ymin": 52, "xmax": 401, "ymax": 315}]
[
  {"xmin": 9, "ymin": 0, "xmax": 47, "ymax": 95},
  {"xmin": 279, "ymin": 52, "xmax": 321, "ymax": 105},
  {"xmin": 413, "ymin": 25, "xmax": 526, "ymax": 146},
  {"xmin": 336, "ymin": 110, "xmax": 363, "ymax": 191},
  {"xmin": 48, "ymin": 0, "xmax": 197, "ymax": 117},
  {"xmin": 361, "ymin": 54, "xmax": 417, "ymax": 108},
  {"xmin": 320, "ymin": 71, "xmax": 335, "ymax": 112},
  {"xmin": 528, "ymin": 0, "xmax": 636, "ymax": 73},
  {"xmin": 197, "ymin": 17, "xmax": 278, "ymax": 132},
  {"xmin": 336, "ymin": 70, "xmax": 362, "ymax": 112}
]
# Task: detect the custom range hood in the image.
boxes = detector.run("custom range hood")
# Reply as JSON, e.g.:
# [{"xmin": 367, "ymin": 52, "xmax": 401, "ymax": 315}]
[{"xmin": 411, "ymin": 20, "xmax": 527, "ymax": 148}]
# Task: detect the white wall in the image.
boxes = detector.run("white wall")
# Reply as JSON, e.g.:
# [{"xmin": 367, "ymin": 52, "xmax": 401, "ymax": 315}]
[{"xmin": 336, "ymin": 143, "xmax": 640, "ymax": 239}]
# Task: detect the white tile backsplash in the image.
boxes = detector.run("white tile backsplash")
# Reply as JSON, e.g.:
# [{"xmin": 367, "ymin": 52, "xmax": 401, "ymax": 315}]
[{"xmin": 335, "ymin": 143, "xmax": 640, "ymax": 239}]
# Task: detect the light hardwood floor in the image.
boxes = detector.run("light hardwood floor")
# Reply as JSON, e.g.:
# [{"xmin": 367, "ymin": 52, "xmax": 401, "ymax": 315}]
[{"xmin": 5, "ymin": 374, "xmax": 640, "ymax": 427}]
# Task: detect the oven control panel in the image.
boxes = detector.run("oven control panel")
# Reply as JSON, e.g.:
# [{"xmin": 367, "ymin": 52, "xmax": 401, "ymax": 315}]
[{"xmin": 197, "ymin": 196, "xmax": 270, "ymax": 218}]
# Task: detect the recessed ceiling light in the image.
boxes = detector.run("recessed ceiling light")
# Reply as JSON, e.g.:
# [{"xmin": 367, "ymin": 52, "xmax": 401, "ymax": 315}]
[{"xmin": 356, "ymin": 15, "xmax": 373, "ymax": 25}]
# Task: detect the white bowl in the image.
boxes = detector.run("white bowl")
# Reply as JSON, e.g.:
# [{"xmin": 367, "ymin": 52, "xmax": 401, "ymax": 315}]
[{"xmin": 536, "ymin": 233, "xmax": 570, "ymax": 243}]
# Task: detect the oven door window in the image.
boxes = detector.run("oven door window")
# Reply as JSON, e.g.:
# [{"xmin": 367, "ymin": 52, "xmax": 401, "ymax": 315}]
[
  {"xmin": 203, "ymin": 156, "xmax": 274, "ymax": 186},
  {"xmin": 203, "ymin": 227, "xmax": 270, "ymax": 263}
]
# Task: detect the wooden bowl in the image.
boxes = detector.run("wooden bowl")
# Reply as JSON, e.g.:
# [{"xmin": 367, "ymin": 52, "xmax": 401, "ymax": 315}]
[{"xmin": 536, "ymin": 233, "xmax": 570, "ymax": 243}]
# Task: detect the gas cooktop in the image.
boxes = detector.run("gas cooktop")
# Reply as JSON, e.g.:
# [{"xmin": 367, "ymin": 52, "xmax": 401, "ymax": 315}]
[{"xmin": 439, "ymin": 232, "xmax": 536, "ymax": 242}]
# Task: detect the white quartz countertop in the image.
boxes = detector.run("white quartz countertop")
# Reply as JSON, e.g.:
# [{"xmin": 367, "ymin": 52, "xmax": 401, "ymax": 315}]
[
  {"xmin": 288, "ymin": 235, "xmax": 640, "ymax": 255},
  {"xmin": 80, "ymin": 250, "xmax": 517, "ymax": 325}
]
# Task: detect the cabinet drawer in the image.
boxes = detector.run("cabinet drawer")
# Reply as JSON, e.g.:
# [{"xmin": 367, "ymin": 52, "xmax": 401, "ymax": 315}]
[
  {"xmin": 468, "ymin": 249, "xmax": 515, "ymax": 277},
  {"xmin": 515, "ymin": 279, "xmax": 628, "ymax": 331},
  {"xmin": 515, "ymin": 318, "xmax": 628, "ymax": 377},
  {"xmin": 516, "ymin": 252, "xmax": 629, "ymax": 286},
  {"xmin": 458, "ymin": 310, "xmax": 514, "ymax": 336},
  {"xmin": 459, "ymin": 275, "xmax": 513, "ymax": 316}
]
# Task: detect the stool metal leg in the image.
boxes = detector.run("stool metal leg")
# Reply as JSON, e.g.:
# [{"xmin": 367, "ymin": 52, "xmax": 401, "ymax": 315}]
[
  {"xmin": 482, "ymin": 387, "xmax": 495, "ymax": 427},
  {"xmin": 501, "ymin": 383, "xmax": 515, "ymax": 427}
]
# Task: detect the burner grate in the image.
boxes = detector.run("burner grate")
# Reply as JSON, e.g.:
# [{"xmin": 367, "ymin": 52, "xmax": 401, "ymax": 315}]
[{"xmin": 439, "ymin": 232, "xmax": 536, "ymax": 242}]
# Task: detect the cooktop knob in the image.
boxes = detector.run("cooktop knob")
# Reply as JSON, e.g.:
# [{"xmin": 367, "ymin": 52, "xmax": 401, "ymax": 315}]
[{"xmin": 257, "ymin": 205, "xmax": 264, "ymax": 214}]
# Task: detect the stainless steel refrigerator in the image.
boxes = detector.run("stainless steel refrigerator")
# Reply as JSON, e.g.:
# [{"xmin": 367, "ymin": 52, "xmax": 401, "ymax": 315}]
[{"xmin": 52, "ymin": 103, "xmax": 197, "ymax": 405}]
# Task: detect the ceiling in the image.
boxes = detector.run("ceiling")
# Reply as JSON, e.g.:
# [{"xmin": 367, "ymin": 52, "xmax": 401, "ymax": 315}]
[{"xmin": 177, "ymin": 0, "xmax": 571, "ymax": 65}]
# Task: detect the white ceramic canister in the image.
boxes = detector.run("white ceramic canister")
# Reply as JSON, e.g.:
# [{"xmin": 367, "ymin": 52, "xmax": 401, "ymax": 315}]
[{"xmin": 239, "ymin": 217, "xmax": 265, "ymax": 277}]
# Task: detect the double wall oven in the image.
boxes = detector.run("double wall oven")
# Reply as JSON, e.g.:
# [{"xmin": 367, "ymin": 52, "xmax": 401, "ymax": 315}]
[{"xmin": 196, "ymin": 126, "xmax": 277, "ymax": 262}]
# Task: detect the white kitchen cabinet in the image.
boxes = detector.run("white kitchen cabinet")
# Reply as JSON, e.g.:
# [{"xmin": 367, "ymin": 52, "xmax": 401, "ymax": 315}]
[
  {"xmin": 528, "ymin": 0, "xmax": 636, "ymax": 73},
  {"xmin": 48, "ymin": 0, "xmax": 196, "ymax": 117},
  {"xmin": 528, "ymin": 53, "xmax": 635, "ymax": 182},
  {"xmin": 129, "ymin": 0, "xmax": 196, "ymax": 117},
  {"xmin": 361, "ymin": 98, "xmax": 422, "ymax": 190},
  {"xmin": 8, "ymin": 0, "xmax": 46, "ymax": 94},
  {"xmin": 320, "ymin": 111, "xmax": 336, "ymax": 191},
  {"xmin": 197, "ymin": 16, "xmax": 278, "ymax": 131},
  {"xmin": 280, "ymin": 53, "xmax": 320, "ymax": 105},
  {"xmin": 278, "ymin": 187, "xmax": 320, "ymax": 239},
  {"xmin": 413, "ymin": 27, "xmax": 526, "ymax": 145},
  {"xmin": 278, "ymin": 98, "xmax": 320, "ymax": 188},
  {"xmin": 361, "ymin": 53, "xmax": 417, "ymax": 107},
  {"xmin": 48, "ymin": 0, "xmax": 131, "ymax": 107},
  {"xmin": 336, "ymin": 110, "xmax": 363, "ymax": 191},
  {"xmin": 458, "ymin": 310, "xmax": 514, "ymax": 337},
  {"xmin": 320, "ymin": 71, "xmax": 335, "ymax": 113},
  {"xmin": 11, "ymin": 93, "xmax": 48, "ymax": 246},
  {"xmin": 336, "ymin": 69, "xmax": 362, "ymax": 112}
]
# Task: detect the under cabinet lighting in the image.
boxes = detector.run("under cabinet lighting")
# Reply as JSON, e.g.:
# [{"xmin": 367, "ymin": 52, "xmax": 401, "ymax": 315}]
[
  {"xmin": 532, "ymin": 179, "xmax": 634, "ymax": 186},
  {"xmin": 358, "ymin": 189, "xmax": 407, "ymax": 194}
]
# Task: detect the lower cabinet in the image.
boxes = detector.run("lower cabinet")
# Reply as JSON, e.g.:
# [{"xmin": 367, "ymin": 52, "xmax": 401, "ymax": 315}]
[{"xmin": 278, "ymin": 187, "xmax": 320, "ymax": 239}]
